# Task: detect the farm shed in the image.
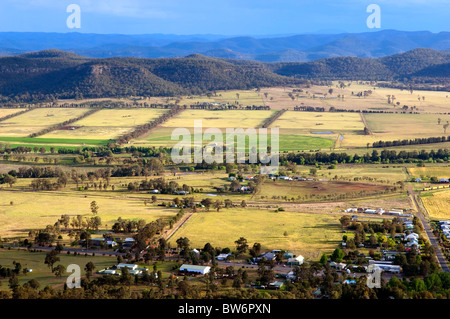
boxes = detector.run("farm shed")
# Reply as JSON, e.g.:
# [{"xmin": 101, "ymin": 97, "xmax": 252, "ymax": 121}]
[{"xmin": 179, "ymin": 264, "xmax": 211, "ymax": 275}]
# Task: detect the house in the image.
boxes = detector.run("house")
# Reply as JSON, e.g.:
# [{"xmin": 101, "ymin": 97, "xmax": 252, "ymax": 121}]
[
  {"xmin": 414, "ymin": 178, "xmax": 422, "ymax": 183},
  {"xmin": 149, "ymin": 189, "xmax": 159, "ymax": 194},
  {"xmin": 103, "ymin": 269, "xmax": 117, "ymax": 275},
  {"xmin": 268, "ymin": 281, "xmax": 284, "ymax": 290},
  {"xmin": 344, "ymin": 208, "xmax": 357, "ymax": 213},
  {"xmin": 179, "ymin": 264, "xmax": 211, "ymax": 275},
  {"xmin": 174, "ymin": 190, "xmax": 189, "ymax": 195},
  {"xmin": 216, "ymin": 253, "xmax": 231, "ymax": 261},
  {"xmin": 439, "ymin": 178, "xmax": 450, "ymax": 183},
  {"xmin": 404, "ymin": 233, "xmax": 419, "ymax": 241},
  {"xmin": 284, "ymin": 252, "xmax": 294, "ymax": 259},
  {"xmin": 330, "ymin": 262, "xmax": 347, "ymax": 270},
  {"xmin": 364, "ymin": 209, "xmax": 377, "ymax": 214},
  {"xmin": 277, "ymin": 176, "xmax": 292, "ymax": 180},
  {"xmin": 259, "ymin": 252, "xmax": 276, "ymax": 261},
  {"xmin": 191, "ymin": 249, "xmax": 200, "ymax": 256},
  {"xmin": 371, "ymin": 264, "xmax": 401, "ymax": 273},
  {"xmin": 286, "ymin": 255, "xmax": 304, "ymax": 266},
  {"xmin": 376, "ymin": 208, "xmax": 385, "ymax": 215}
]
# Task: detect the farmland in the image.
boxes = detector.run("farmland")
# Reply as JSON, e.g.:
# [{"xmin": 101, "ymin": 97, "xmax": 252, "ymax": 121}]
[
  {"xmin": 168, "ymin": 209, "xmax": 343, "ymax": 259},
  {"xmin": 421, "ymin": 190, "xmax": 450, "ymax": 220},
  {"xmin": 42, "ymin": 108, "xmax": 168, "ymax": 140}
]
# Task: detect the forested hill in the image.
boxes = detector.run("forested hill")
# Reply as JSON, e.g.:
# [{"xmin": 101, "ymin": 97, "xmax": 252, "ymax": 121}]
[
  {"xmin": 0, "ymin": 48, "xmax": 449, "ymax": 102},
  {"xmin": 269, "ymin": 48, "xmax": 450, "ymax": 81},
  {"xmin": 0, "ymin": 51, "xmax": 297, "ymax": 101}
]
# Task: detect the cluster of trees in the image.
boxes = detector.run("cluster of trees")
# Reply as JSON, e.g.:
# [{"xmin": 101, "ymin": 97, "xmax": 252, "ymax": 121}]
[
  {"xmin": 128, "ymin": 177, "xmax": 191, "ymax": 194},
  {"xmin": 280, "ymin": 148, "xmax": 450, "ymax": 165},
  {"xmin": 372, "ymin": 136, "xmax": 450, "ymax": 148}
]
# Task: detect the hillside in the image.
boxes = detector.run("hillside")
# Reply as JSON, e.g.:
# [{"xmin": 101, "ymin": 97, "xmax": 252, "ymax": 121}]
[{"xmin": 0, "ymin": 53, "xmax": 296, "ymax": 101}]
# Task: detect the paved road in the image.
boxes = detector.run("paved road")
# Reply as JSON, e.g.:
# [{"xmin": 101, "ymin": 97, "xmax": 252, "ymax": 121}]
[{"xmin": 408, "ymin": 186, "xmax": 449, "ymax": 272}]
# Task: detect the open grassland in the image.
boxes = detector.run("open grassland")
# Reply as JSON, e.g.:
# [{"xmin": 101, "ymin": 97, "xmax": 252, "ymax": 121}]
[
  {"xmin": 169, "ymin": 209, "xmax": 342, "ymax": 259},
  {"xmin": 0, "ymin": 108, "xmax": 90, "ymax": 137},
  {"xmin": 409, "ymin": 166, "xmax": 450, "ymax": 179},
  {"xmin": 421, "ymin": 190, "xmax": 450, "ymax": 220},
  {"xmin": 42, "ymin": 108, "xmax": 168, "ymax": 140},
  {"xmin": 258, "ymin": 83, "xmax": 450, "ymax": 113},
  {"xmin": 0, "ymin": 189, "xmax": 178, "ymax": 238},
  {"xmin": 162, "ymin": 109, "xmax": 274, "ymax": 129},
  {"xmin": 0, "ymin": 108, "xmax": 23, "ymax": 119},
  {"xmin": 0, "ymin": 249, "xmax": 117, "ymax": 290},
  {"xmin": 257, "ymin": 179, "xmax": 394, "ymax": 202}
]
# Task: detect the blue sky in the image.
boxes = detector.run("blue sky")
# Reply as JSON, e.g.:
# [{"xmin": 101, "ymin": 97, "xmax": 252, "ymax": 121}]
[{"xmin": 0, "ymin": 0, "xmax": 448, "ymax": 35}]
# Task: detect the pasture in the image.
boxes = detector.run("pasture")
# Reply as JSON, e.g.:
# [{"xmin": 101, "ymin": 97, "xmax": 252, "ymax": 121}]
[
  {"xmin": 0, "ymin": 188, "xmax": 178, "ymax": 238},
  {"xmin": 42, "ymin": 108, "xmax": 168, "ymax": 140},
  {"xmin": 421, "ymin": 190, "xmax": 450, "ymax": 220},
  {"xmin": 0, "ymin": 108, "xmax": 89, "ymax": 137},
  {"xmin": 169, "ymin": 209, "xmax": 342, "ymax": 259},
  {"xmin": 409, "ymin": 166, "xmax": 450, "ymax": 179}
]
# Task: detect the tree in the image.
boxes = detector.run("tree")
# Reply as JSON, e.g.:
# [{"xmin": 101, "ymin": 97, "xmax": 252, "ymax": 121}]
[
  {"xmin": 85, "ymin": 262, "xmax": 96, "ymax": 280},
  {"xmin": 331, "ymin": 248, "xmax": 345, "ymax": 263},
  {"xmin": 319, "ymin": 253, "xmax": 328, "ymax": 265},
  {"xmin": 235, "ymin": 237, "xmax": 248, "ymax": 255},
  {"xmin": 90, "ymin": 201, "xmax": 99, "ymax": 215},
  {"xmin": 53, "ymin": 264, "xmax": 66, "ymax": 278},
  {"xmin": 3, "ymin": 174, "xmax": 17, "ymax": 188},
  {"xmin": 44, "ymin": 250, "xmax": 60, "ymax": 271},
  {"xmin": 249, "ymin": 243, "xmax": 262, "ymax": 258}
]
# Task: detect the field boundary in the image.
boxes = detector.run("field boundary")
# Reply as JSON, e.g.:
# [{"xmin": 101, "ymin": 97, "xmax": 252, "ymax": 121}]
[
  {"xmin": 29, "ymin": 108, "xmax": 101, "ymax": 138},
  {"xmin": 0, "ymin": 107, "xmax": 34, "ymax": 123}
]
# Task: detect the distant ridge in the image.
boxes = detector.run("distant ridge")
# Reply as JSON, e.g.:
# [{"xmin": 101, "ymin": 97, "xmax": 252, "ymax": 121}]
[{"xmin": 0, "ymin": 30, "xmax": 450, "ymax": 62}]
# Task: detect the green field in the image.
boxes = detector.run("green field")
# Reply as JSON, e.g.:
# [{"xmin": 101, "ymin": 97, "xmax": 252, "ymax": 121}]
[{"xmin": 169, "ymin": 209, "xmax": 342, "ymax": 259}]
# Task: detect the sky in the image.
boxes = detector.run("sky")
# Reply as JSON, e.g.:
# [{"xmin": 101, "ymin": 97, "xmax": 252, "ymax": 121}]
[{"xmin": 0, "ymin": 0, "xmax": 448, "ymax": 35}]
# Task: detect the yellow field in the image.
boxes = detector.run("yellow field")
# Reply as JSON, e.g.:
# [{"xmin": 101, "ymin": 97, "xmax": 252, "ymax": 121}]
[
  {"xmin": 409, "ymin": 166, "xmax": 450, "ymax": 179},
  {"xmin": 422, "ymin": 190, "xmax": 450, "ymax": 220},
  {"xmin": 42, "ymin": 108, "xmax": 168, "ymax": 139},
  {"xmin": 162, "ymin": 109, "xmax": 274, "ymax": 129},
  {"xmin": 0, "ymin": 108, "xmax": 23, "ymax": 118},
  {"xmin": 0, "ymin": 189, "xmax": 177, "ymax": 238},
  {"xmin": 169, "ymin": 209, "xmax": 342, "ymax": 259},
  {"xmin": 270, "ymin": 111, "xmax": 364, "ymax": 131},
  {"xmin": 0, "ymin": 108, "xmax": 89, "ymax": 137}
]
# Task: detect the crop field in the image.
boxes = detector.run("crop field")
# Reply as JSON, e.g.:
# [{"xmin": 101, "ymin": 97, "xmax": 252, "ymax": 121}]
[
  {"xmin": 0, "ymin": 108, "xmax": 23, "ymax": 119},
  {"xmin": 42, "ymin": 108, "xmax": 168, "ymax": 140},
  {"xmin": 409, "ymin": 166, "xmax": 450, "ymax": 179},
  {"xmin": 169, "ymin": 209, "xmax": 342, "ymax": 259},
  {"xmin": 0, "ymin": 189, "xmax": 178, "ymax": 238},
  {"xmin": 133, "ymin": 109, "xmax": 336, "ymax": 151},
  {"xmin": 421, "ymin": 190, "xmax": 450, "ymax": 220},
  {"xmin": 0, "ymin": 108, "xmax": 90, "ymax": 137},
  {"xmin": 257, "ymin": 180, "xmax": 393, "ymax": 202}
]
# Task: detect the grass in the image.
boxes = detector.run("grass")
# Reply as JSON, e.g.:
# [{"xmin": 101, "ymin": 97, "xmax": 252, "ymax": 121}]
[
  {"xmin": 421, "ymin": 190, "xmax": 450, "ymax": 220},
  {"xmin": 0, "ymin": 109, "xmax": 23, "ymax": 119},
  {"xmin": 0, "ymin": 248, "xmax": 117, "ymax": 290},
  {"xmin": 0, "ymin": 188, "xmax": 179, "ymax": 238},
  {"xmin": 409, "ymin": 166, "xmax": 450, "ymax": 179},
  {"xmin": 0, "ymin": 108, "xmax": 90, "ymax": 137},
  {"xmin": 42, "ymin": 109, "xmax": 168, "ymax": 140},
  {"xmin": 168, "ymin": 208, "xmax": 342, "ymax": 259}
]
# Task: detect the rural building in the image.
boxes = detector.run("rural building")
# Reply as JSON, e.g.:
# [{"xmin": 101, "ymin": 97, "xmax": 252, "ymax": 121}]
[
  {"xmin": 179, "ymin": 264, "xmax": 211, "ymax": 275},
  {"xmin": 117, "ymin": 263, "xmax": 138, "ymax": 270},
  {"xmin": 216, "ymin": 253, "xmax": 231, "ymax": 261},
  {"xmin": 286, "ymin": 255, "xmax": 304, "ymax": 266}
]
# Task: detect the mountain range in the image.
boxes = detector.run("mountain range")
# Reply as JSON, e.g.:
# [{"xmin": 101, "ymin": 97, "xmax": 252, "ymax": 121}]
[
  {"xmin": 1, "ymin": 30, "xmax": 450, "ymax": 62},
  {"xmin": 0, "ymin": 47, "xmax": 449, "ymax": 103}
]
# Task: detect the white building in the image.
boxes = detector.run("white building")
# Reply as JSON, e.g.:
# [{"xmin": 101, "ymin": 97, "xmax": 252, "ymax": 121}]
[{"xmin": 179, "ymin": 264, "xmax": 211, "ymax": 275}]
